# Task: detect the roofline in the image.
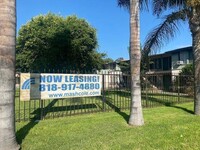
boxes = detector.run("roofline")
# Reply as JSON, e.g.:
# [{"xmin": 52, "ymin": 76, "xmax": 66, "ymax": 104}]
[
  {"xmin": 149, "ymin": 46, "xmax": 192, "ymax": 58},
  {"xmin": 164, "ymin": 46, "xmax": 192, "ymax": 54}
]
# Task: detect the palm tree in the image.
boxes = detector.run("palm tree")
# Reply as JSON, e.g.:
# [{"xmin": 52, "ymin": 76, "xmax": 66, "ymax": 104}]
[
  {"xmin": 142, "ymin": 0, "xmax": 200, "ymax": 115},
  {"xmin": 0, "ymin": 0, "xmax": 19, "ymax": 149},
  {"xmin": 118, "ymin": 0, "xmax": 144, "ymax": 126}
]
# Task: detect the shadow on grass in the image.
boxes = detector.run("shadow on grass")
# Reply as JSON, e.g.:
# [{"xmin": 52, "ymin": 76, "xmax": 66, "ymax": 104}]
[
  {"xmin": 16, "ymin": 99, "xmax": 58, "ymax": 145},
  {"xmin": 31, "ymin": 103, "xmax": 98, "ymax": 117},
  {"xmin": 16, "ymin": 121, "xmax": 38, "ymax": 144},
  {"xmin": 142, "ymin": 96, "xmax": 194, "ymax": 114},
  {"xmin": 16, "ymin": 99, "xmax": 100, "ymax": 145},
  {"xmin": 105, "ymin": 90, "xmax": 130, "ymax": 99},
  {"xmin": 105, "ymin": 97, "xmax": 129, "ymax": 123},
  {"xmin": 167, "ymin": 105, "xmax": 194, "ymax": 114},
  {"xmin": 142, "ymin": 96, "xmax": 175, "ymax": 107}
]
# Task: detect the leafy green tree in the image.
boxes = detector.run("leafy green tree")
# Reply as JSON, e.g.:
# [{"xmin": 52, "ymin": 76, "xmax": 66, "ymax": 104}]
[
  {"xmin": 102, "ymin": 57, "xmax": 113, "ymax": 64},
  {"xmin": 64, "ymin": 16, "xmax": 99, "ymax": 70},
  {"xmin": 16, "ymin": 14, "xmax": 106, "ymax": 72},
  {"xmin": 180, "ymin": 64, "xmax": 194, "ymax": 76},
  {"xmin": 142, "ymin": 0, "xmax": 200, "ymax": 115},
  {"xmin": 179, "ymin": 64, "xmax": 194, "ymax": 96},
  {"xmin": 17, "ymin": 13, "xmax": 68, "ymax": 71},
  {"xmin": 173, "ymin": 64, "xmax": 194, "ymax": 96},
  {"xmin": 0, "ymin": 0, "xmax": 19, "ymax": 149},
  {"xmin": 118, "ymin": 60, "xmax": 130, "ymax": 73}
]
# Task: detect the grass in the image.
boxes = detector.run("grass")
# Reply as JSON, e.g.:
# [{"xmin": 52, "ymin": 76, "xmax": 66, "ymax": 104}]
[{"xmin": 16, "ymin": 102, "xmax": 200, "ymax": 150}]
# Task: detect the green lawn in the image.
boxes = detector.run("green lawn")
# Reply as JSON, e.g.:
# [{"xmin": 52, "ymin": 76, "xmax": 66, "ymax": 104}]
[{"xmin": 16, "ymin": 102, "xmax": 200, "ymax": 150}]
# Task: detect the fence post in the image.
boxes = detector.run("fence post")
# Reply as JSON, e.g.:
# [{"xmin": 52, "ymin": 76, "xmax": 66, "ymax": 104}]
[
  {"xmin": 102, "ymin": 74, "xmax": 105, "ymax": 111},
  {"xmin": 18, "ymin": 73, "xmax": 21, "ymax": 122},
  {"xmin": 145, "ymin": 74, "xmax": 148, "ymax": 108},
  {"xmin": 40, "ymin": 99, "xmax": 44, "ymax": 120},
  {"xmin": 178, "ymin": 75, "xmax": 180, "ymax": 103}
]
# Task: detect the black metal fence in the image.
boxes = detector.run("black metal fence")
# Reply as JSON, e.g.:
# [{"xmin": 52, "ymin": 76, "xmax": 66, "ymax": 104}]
[{"xmin": 15, "ymin": 72, "xmax": 194, "ymax": 122}]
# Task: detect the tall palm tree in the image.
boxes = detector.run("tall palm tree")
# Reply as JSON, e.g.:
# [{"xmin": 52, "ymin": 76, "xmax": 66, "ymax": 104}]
[
  {"xmin": 142, "ymin": 0, "xmax": 200, "ymax": 115},
  {"xmin": 0, "ymin": 0, "xmax": 19, "ymax": 149},
  {"xmin": 118, "ymin": 0, "xmax": 145, "ymax": 126}
]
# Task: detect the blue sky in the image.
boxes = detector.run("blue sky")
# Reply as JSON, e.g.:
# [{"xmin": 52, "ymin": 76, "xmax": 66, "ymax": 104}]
[{"xmin": 17, "ymin": 0, "xmax": 192, "ymax": 60}]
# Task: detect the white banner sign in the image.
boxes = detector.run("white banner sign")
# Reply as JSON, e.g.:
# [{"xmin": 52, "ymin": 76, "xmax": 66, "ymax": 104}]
[{"xmin": 20, "ymin": 73, "xmax": 102, "ymax": 101}]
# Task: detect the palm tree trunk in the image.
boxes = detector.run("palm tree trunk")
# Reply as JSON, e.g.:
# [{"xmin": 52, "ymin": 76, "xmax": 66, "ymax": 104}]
[
  {"xmin": 128, "ymin": 0, "xmax": 144, "ymax": 126},
  {"xmin": 0, "ymin": 0, "xmax": 19, "ymax": 149},
  {"xmin": 190, "ymin": 7, "xmax": 200, "ymax": 115}
]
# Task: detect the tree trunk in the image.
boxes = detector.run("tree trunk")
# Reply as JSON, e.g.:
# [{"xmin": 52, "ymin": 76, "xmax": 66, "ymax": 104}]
[
  {"xmin": 0, "ymin": 0, "xmax": 19, "ymax": 149},
  {"xmin": 128, "ymin": 0, "xmax": 144, "ymax": 126},
  {"xmin": 190, "ymin": 6, "xmax": 200, "ymax": 115}
]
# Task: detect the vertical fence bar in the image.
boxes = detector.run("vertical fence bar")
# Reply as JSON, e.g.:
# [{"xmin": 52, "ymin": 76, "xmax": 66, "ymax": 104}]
[
  {"xmin": 145, "ymin": 74, "xmax": 148, "ymax": 108},
  {"xmin": 40, "ymin": 99, "xmax": 44, "ymax": 120},
  {"xmin": 178, "ymin": 75, "xmax": 180, "ymax": 103},
  {"xmin": 102, "ymin": 74, "xmax": 105, "ymax": 112},
  {"xmin": 117, "ymin": 73, "xmax": 119, "ymax": 108},
  {"xmin": 29, "ymin": 100, "xmax": 31, "ymax": 120},
  {"xmin": 18, "ymin": 75, "xmax": 21, "ymax": 122},
  {"xmin": 114, "ymin": 72, "xmax": 116, "ymax": 108},
  {"xmin": 33, "ymin": 99, "xmax": 36, "ymax": 120},
  {"xmin": 23, "ymin": 98, "xmax": 26, "ymax": 121}
]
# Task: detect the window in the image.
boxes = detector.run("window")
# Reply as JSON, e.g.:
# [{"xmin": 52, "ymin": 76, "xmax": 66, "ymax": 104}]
[{"xmin": 163, "ymin": 57, "xmax": 171, "ymax": 70}]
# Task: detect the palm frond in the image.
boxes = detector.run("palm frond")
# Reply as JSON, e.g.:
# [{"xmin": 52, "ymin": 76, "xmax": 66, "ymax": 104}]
[
  {"xmin": 143, "ymin": 9, "xmax": 188, "ymax": 56},
  {"xmin": 152, "ymin": 0, "xmax": 187, "ymax": 16},
  {"xmin": 140, "ymin": 0, "xmax": 150, "ymax": 10},
  {"xmin": 118, "ymin": 0, "xmax": 130, "ymax": 10},
  {"xmin": 118, "ymin": 0, "xmax": 150, "ymax": 10}
]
